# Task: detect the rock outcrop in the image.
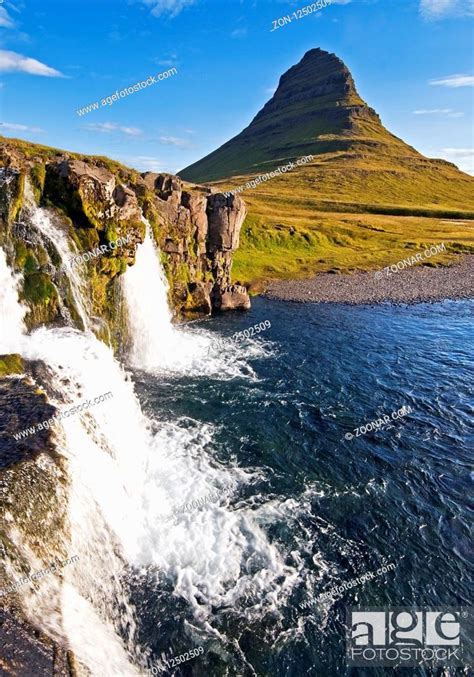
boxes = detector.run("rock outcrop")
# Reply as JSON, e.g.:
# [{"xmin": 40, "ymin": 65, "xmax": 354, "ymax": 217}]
[
  {"xmin": 139, "ymin": 172, "xmax": 249, "ymax": 314},
  {"xmin": 0, "ymin": 138, "xmax": 251, "ymax": 350}
]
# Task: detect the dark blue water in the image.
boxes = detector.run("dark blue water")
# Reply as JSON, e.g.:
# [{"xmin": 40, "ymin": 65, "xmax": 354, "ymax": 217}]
[{"xmin": 132, "ymin": 298, "xmax": 473, "ymax": 676}]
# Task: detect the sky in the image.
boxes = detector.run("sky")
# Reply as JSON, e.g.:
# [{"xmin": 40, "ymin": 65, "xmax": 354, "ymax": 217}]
[{"xmin": 0, "ymin": 0, "xmax": 473, "ymax": 175}]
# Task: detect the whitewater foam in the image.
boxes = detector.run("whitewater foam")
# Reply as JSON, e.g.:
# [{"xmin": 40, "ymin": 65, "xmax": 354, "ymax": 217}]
[
  {"xmin": 123, "ymin": 225, "xmax": 270, "ymax": 378},
  {"xmin": 0, "ymin": 242, "xmax": 298, "ymax": 675},
  {"xmin": 0, "ymin": 248, "xmax": 27, "ymax": 353}
]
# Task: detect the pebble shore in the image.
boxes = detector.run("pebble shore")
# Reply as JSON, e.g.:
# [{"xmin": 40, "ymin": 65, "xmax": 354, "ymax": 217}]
[{"xmin": 264, "ymin": 256, "xmax": 474, "ymax": 305}]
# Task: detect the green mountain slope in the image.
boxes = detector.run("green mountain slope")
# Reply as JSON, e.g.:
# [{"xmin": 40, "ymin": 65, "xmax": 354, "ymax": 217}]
[
  {"xmin": 179, "ymin": 48, "xmax": 474, "ymax": 286},
  {"xmin": 180, "ymin": 48, "xmax": 426, "ymax": 183}
]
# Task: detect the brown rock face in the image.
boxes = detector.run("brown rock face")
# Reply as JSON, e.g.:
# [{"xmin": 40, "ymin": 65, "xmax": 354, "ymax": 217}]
[
  {"xmin": 207, "ymin": 193, "xmax": 245, "ymax": 253},
  {"xmin": 46, "ymin": 159, "xmax": 144, "ymax": 263},
  {"xmin": 141, "ymin": 172, "xmax": 249, "ymax": 315},
  {"xmin": 213, "ymin": 284, "xmax": 251, "ymax": 311},
  {"xmin": 1, "ymin": 137, "xmax": 250, "ymax": 345}
]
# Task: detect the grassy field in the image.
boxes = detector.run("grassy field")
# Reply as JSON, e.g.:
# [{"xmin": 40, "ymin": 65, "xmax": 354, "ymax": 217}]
[{"xmin": 208, "ymin": 154, "xmax": 474, "ymax": 290}]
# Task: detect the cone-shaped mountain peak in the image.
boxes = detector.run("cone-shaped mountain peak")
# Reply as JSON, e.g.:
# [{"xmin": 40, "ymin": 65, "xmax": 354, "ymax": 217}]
[{"xmin": 180, "ymin": 48, "xmax": 414, "ymax": 183}]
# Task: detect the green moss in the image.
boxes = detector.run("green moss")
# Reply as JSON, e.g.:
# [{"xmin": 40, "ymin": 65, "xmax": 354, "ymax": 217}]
[
  {"xmin": 0, "ymin": 354, "xmax": 24, "ymax": 377},
  {"xmin": 9, "ymin": 173, "xmax": 25, "ymax": 223},
  {"xmin": 104, "ymin": 222, "xmax": 118, "ymax": 245},
  {"xmin": 35, "ymin": 244, "xmax": 50, "ymax": 267},
  {"xmin": 81, "ymin": 196, "xmax": 104, "ymax": 231},
  {"xmin": 23, "ymin": 272, "xmax": 57, "ymax": 305},
  {"xmin": 14, "ymin": 241, "xmax": 28, "ymax": 268},
  {"xmin": 74, "ymin": 226, "xmax": 99, "ymax": 253},
  {"xmin": 30, "ymin": 164, "xmax": 46, "ymax": 203},
  {"xmin": 24, "ymin": 252, "xmax": 39, "ymax": 273}
]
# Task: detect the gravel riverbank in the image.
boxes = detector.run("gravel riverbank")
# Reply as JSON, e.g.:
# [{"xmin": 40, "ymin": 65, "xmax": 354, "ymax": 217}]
[{"xmin": 264, "ymin": 256, "xmax": 474, "ymax": 305}]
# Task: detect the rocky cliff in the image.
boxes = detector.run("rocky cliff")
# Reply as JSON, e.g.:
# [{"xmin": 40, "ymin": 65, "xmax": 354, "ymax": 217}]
[{"xmin": 0, "ymin": 137, "xmax": 250, "ymax": 350}]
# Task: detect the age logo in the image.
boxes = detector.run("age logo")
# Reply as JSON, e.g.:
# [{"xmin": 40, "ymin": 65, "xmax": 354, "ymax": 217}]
[{"xmin": 347, "ymin": 607, "xmax": 472, "ymax": 667}]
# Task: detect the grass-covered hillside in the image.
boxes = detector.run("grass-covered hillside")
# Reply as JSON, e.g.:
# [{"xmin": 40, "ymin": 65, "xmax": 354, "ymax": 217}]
[{"xmin": 180, "ymin": 49, "xmax": 474, "ymax": 288}]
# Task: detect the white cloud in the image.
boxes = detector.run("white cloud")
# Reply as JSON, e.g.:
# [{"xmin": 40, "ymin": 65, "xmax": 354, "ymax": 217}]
[
  {"xmin": 413, "ymin": 108, "xmax": 464, "ymax": 117},
  {"xmin": 420, "ymin": 0, "xmax": 474, "ymax": 18},
  {"xmin": 0, "ymin": 7, "xmax": 15, "ymax": 28},
  {"xmin": 441, "ymin": 147, "xmax": 474, "ymax": 157},
  {"xmin": 158, "ymin": 135, "xmax": 192, "ymax": 148},
  {"xmin": 439, "ymin": 147, "xmax": 474, "ymax": 174},
  {"xmin": 84, "ymin": 122, "xmax": 142, "ymax": 136},
  {"xmin": 123, "ymin": 156, "xmax": 165, "ymax": 172},
  {"xmin": 0, "ymin": 50, "xmax": 64, "ymax": 77},
  {"xmin": 141, "ymin": 0, "xmax": 195, "ymax": 17},
  {"xmin": 0, "ymin": 121, "xmax": 44, "ymax": 133},
  {"xmin": 231, "ymin": 27, "xmax": 247, "ymax": 38},
  {"xmin": 413, "ymin": 108, "xmax": 452, "ymax": 114},
  {"xmin": 429, "ymin": 74, "xmax": 474, "ymax": 87}
]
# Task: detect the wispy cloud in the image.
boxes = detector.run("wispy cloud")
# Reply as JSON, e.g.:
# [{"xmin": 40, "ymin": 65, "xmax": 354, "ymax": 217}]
[
  {"xmin": 420, "ymin": 0, "xmax": 474, "ymax": 19},
  {"xmin": 0, "ymin": 7, "xmax": 15, "ymax": 28},
  {"xmin": 0, "ymin": 50, "xmax": 65, "ymax": 77},
  {"xmin": 158, "ymin": 135, "xmax": 192, "ymax": 148},
  {"xmin": 141, "ymin": 0, "xmax": 195, "ymax": 18},
  {"xmin": 441, "ymin": 147, "xmax": 474, "ymax": 157},
  {"xmin": 83, "ymin": 122, "xmax": 142, "ymax": 136},
  {"xmin": 231, "ymin": 27, "xmax": 247, "ymax": 38},
  {"xmin": 413, "ymin": 108, "xmax": 464, "ymax": 117},
  {"xmin": 439, "ymin": 147, "xmax": 474, "ymax": 174},
  {"xmin": 0, "ymin": 121, "xmax": 44, "ymax": 133},
  {"xmin": 429, "ymin": 74, "xmax": 474, "ymax": 87},
  {"xmin": 121, "ymin": 155, "xmax": 166, "ymax": 172}
]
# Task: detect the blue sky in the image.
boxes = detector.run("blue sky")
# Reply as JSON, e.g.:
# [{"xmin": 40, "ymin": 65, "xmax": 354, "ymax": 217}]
[{"xmin": 1, "ymin": 0, "xmax": 473, "ymax": 174}]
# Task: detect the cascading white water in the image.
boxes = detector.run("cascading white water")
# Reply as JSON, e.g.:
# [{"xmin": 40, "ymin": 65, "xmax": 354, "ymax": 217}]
[
  {"xmin": 1, "ymin": 228, "xmax": 295, "ymax": 676},
  {"xmin": 23, "ymin": 181, "xmax": 91, "ymax": 331},
  {"xmin": 0, "ymin": 248, "xmax": 27, "ymax": 353},
  {"xmin": 123, "ymin": 224, "xmax": 266, "ymax": 377},
  {"xmin": 122, "ymin": 223, "xmax": 174, "ymax": 366}
]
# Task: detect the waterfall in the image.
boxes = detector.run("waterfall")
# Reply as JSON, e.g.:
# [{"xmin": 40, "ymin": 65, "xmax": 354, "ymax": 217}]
[
  {"xmin": 122, "ymin": 223, "xmax": 175, "ymax": 367},
  {"xmin": 0, "ymin": 222, "xmax": 292, "ymax": 676},
  {"xmin": 0, "ymin": 248, "xmax": 27, "ymax": 352},
  {"xmin": 23, "ymin": 180, "xmax": 91, "ymax": 331},
  {"xmin": 123, "ymin": 224, "xmax": 265, "ymax": 378}
]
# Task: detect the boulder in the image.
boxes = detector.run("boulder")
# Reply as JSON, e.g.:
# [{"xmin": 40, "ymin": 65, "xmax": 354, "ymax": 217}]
[{"xmin": 212, "ymin": 284, "xmax": 251, "ymax": 311}]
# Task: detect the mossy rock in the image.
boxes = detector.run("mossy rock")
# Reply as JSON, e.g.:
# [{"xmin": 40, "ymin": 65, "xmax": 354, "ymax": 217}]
[
  {"xmin": 24, "ymin": 252, "xmax": 39, "ymax": 274},
  {"xmin": 74, "ymin": 225, "xmax": 99, "ymax": 254},
  {"xmin": 23, "ymin": 271, "xmax": 58, "ymax": 306},
  {"xmin": 29, "ymin": 164, "xmax": 46, "ymax": 203},
  {"xmin": 14, "ymin": 241, "xmax": 28, "ymax": 269},
  {"xmin": 0, "ymin": 354, "xmax": 24, "ymax": 377},
  {"xmin": 9, "ymin": 173, "xmax": 25, "ymax": 224}
]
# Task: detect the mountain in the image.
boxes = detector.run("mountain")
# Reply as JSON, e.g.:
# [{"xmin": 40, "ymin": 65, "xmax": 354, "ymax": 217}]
[
  {"xmin": 180, "ymin": 47, "xmax": 424, "ymax": 182},
  {"xmin": 179, "ymin": 48, "xmax": 474, "ymax": 287}
]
